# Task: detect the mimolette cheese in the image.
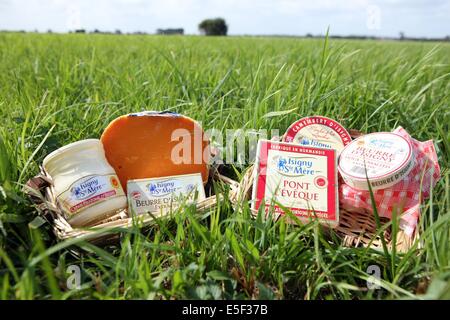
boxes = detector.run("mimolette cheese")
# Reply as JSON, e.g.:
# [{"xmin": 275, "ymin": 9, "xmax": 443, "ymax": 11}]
[{"xmin": 101, "ymin": 111, "xmax": 210, "ymax": 192}]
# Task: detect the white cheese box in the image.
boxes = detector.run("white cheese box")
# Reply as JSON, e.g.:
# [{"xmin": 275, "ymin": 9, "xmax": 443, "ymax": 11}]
[
  {"xmin": 127, "ymin": 173, "xmax": 206, "ymax": 216},
  {"xmin": 251, "ymin": 139, "xmax": 339, "ymax": 228}
]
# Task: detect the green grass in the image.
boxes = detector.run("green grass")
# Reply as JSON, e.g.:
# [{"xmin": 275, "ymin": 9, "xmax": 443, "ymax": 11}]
[{"xmin": 0, "ymin": 33, "xmax": 449, "ymax": 300}]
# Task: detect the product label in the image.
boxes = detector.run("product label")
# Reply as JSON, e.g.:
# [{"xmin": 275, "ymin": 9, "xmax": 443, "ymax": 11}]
[
  {"xmin": 57, "ymin": 174, "xmax": 124, "ymax": 216},
  {"xmin": 338, "ymin": 133, "xmax": 413, "ymax": 188},
  {"xmin": 283, "ymin": 116, "xmax": 351, "ymax": 153},
  {"xmin": 252, "ymin": 140, "xmax": 338, "ymax": 225},
  {"xmin": 127, "ymin": 173, "xmax": 206, "ymax": 216}
]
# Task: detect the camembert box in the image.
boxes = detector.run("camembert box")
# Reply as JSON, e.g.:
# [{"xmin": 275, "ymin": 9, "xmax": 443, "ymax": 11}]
[
  {"xmin": 251, "ymin": 140, "xmax": 339, "ymax": 227},
  {"xmin": 127, "ymin": 173, "xmax": 206, "ymax": 216}
]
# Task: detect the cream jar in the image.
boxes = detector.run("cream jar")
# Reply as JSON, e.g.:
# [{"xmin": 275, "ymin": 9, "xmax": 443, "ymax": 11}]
[
  {"xmin": 338, "ymin": 132, "xmax": 414, "ymax": 191},
  {"xmin": 43, "ymin": 139, "xmax": 127, "ymax": 227}
]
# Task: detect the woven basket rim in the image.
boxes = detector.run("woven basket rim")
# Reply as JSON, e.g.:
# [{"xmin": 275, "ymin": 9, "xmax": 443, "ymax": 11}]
[{"xmin": 25, "ymin": 165, "xmax": 231, "ymax": 242}]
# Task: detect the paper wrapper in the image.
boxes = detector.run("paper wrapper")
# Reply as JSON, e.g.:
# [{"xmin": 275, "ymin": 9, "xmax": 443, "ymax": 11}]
[{"xmin": 339, "ymin": 127, "xmax": 441, "ymax": 236}]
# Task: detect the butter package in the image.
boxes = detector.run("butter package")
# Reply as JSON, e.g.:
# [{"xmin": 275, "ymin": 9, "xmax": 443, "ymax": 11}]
[
  {"xmin": 252, "ymin": 139, "xmax": 339, "ymax": 227},
  {"xmin": 127, "ymin": 173, "xmax": 206, "ymax": 216},
  {"xmin": 338, "ymin": 132, "xmax": 414, "ymax": 191}
]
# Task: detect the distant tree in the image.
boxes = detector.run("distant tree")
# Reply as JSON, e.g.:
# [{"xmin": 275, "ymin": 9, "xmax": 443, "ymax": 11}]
[
  {"xmin": 399, "ymin": 31, "xmax": 405, "ymax": 40},
  {"xmin": 198, "ymin": 18, "xmax": 228, "ymax": 36},
  {"xmin": 75, "ymin": 29, "xmax": 86, "ymax": 33},
  {"xmin": 115, "ymin": 29, "xmax": 122, "ymax": 35}
]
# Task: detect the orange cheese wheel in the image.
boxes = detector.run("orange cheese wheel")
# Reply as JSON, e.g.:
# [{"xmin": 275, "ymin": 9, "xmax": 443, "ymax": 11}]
[{"xmin": 100, "ymin": 111, "xmax": 210, "ymax": 192}]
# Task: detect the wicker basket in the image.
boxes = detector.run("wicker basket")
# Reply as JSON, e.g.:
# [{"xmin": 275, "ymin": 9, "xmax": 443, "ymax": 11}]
[
  {"xmin": 25, "ymin": 129, "xmax": 418, "ymax": 252},
  {"xmin": 25, "ymin": 166, "xmax": 231, "ymax": 245},
  {"xmin": 228, "ymin": 128, "xmax": 418, "ymax": 253},
  {"xmin": 232, "ymin": 164, "xmax": 417, "ymax": 252}
]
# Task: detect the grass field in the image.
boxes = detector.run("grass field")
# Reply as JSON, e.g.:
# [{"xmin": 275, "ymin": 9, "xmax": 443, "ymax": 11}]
[{"xmin": 0, "ymin": 33, "xmax": 449, "ymax": 300}]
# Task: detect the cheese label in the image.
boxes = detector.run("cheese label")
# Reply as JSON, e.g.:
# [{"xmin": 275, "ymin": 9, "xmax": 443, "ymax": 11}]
[
  {"xmin": 127, "ymin": 173, "xmax": 206, "ymax": 216},
  {"xmin": 252, "ymin": 140, "xmax": 338, "ymax": 227},
  {"xmin": 57, "ymin": 174, "xmax": 124, "ymax": 216},
  {"xmin": 283, "ymin": 116, "xmax": 351, "ymax": 154}
]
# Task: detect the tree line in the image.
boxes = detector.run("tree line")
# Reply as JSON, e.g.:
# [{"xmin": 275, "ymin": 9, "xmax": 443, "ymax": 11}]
[{"xmin": 66, "ymin": 18, "xmax": 229, "ymax": 36}]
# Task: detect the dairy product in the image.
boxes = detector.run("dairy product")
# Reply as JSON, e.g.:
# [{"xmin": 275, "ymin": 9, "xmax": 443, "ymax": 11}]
[
  {"xmin": 100, "ymin": 111, "xmax": 210, "ymax": 192},
  {"xmin": 283, "ymin": 116, "xmax": 351, "ymax": 154},
  {"xmin": 252, "ymin": 139, "xmax": 339, "ymax": 227},
  {"xmin": 127, "ymin": 173, "xmax": 206, "ymax": 216},
  {"xmin": 338, "ymin": 132, "xmax": 414, "ymax": 190},
  {"xmin": 43, "ymin": 139, "xmax": 127, "ymax": 227}
]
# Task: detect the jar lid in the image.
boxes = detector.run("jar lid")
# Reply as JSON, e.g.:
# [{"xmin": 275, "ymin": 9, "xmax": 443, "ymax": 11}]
[
  {"xmin": 338, "ymin": 132, "xmax": 414, "ymax": 190},
  {"xmin": 43, "ymin": 139, "xmax": 102, "ymax": 169},
  {"xmin": 283, "ymin": 116, "xmax": 352, "ymax": 154}
]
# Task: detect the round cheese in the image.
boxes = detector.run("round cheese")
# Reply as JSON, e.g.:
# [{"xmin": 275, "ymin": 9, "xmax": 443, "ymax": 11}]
[
  {"xmin": 100, "ymin": 111, "xmax": 210, "ymax": 192},
  {"xmin": 283, "ymin": 116, "xmax": 351, "ymax": 154},
  {"xmin": 338, "ymin": 132, "xmax": 414, "ymax": 190}
]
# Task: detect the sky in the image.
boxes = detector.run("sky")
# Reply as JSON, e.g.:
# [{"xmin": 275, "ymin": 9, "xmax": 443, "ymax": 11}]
[{"xmin": 0, "ymin": 0, "xmax": 449, "ymax": 38}]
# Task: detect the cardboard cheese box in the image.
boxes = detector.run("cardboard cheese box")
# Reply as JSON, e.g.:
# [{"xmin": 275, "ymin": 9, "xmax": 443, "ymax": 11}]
[{"xmin": 252, "ymin": 139, "xmax": 339, "ymax": 227}]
